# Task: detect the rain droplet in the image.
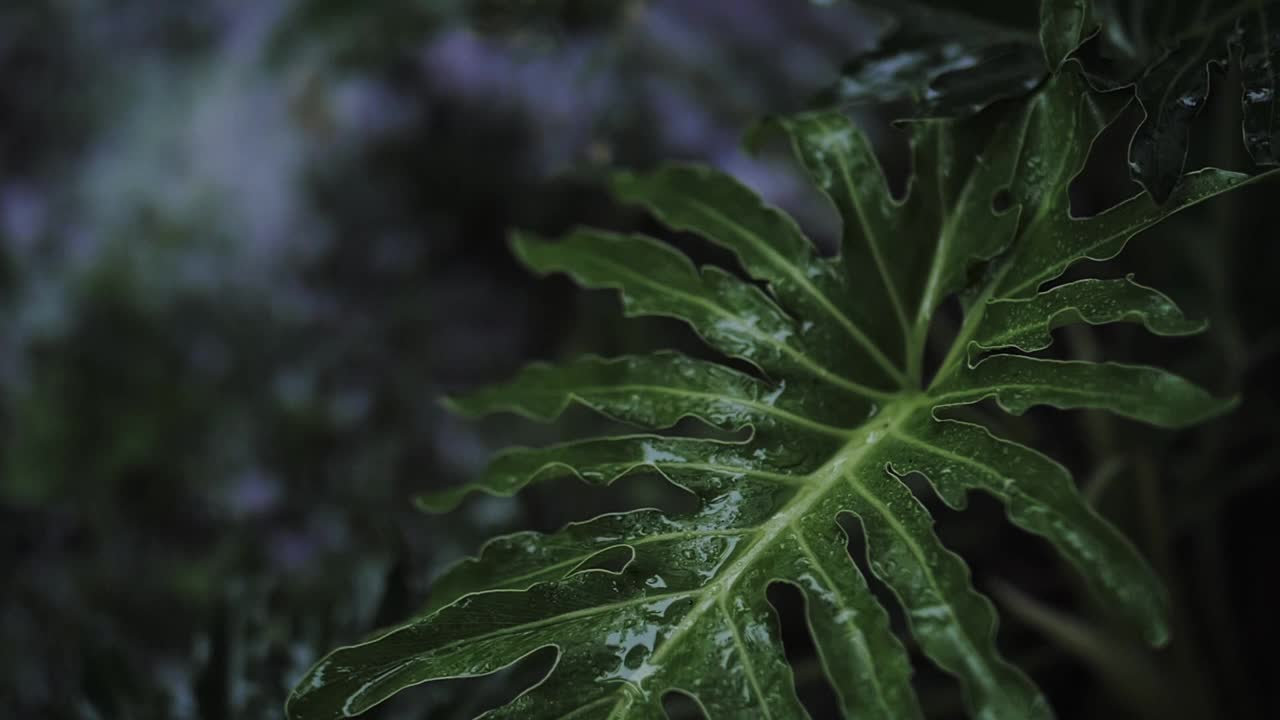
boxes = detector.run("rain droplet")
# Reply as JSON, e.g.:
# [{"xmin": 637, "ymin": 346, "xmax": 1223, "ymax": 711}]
[{"xmin": 1245, "ymin": 88, "xmax": 1273, "ymax": 103}]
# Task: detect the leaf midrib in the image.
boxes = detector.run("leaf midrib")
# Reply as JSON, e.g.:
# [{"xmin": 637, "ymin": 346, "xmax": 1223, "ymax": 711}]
[
  {"xmin": 930, "ymin": 375, "xmax": 1143, "ymax": 405},
  {"xmin": 374, "ymin": 401, "xmax": 928, "ymax": 717},
  {"xmin": 490, "ymin": 383, "xmax": 853, "ymax": 438},
  {"xmin": 457, "ymin": 528, "xmax": 752, "ymax": 599},
  {"xmin": 816, "ymin": 114, "xmax": 913, "ymax": 361},
  {"xmin": 717, "ymin": 595, "xmax": 777, "ymax": 720},
  {"xmin": 586, "ymin": 252, "xmax": 898, "ymax": 401},
  {"xmin": 591, "ymin": 397, "xmax": 932, "ymax": 715},
  {"xmin": 836, "ymin": 473, "xmax": 999, "ymax": 695},
  {"xmin": 526, "ymin": 458, "xmax": 808, "ymax": 489}
]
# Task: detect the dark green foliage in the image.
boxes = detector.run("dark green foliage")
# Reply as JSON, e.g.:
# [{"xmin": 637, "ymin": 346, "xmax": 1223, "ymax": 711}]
[
  {"xmin": 824, "ymin": 0, "xmax": 1280, "ymax": 203},
  {"xmin": 286, "ymin": 4, "xmax": 1278, "ymax": 716}
]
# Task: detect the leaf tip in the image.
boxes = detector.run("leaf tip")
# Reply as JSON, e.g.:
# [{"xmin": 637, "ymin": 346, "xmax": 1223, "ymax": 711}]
[
  {"xmin": 508, "ymin": 228, "xmax": 552, "ymax": 273},
  {"xmin": 507, "ymin": 227, "xmax": 539, "ymax": 253},
  {"xmin": 742, "ymin": 114, "xmax": 783, "ymax": 155},
  {"xmin": 415, "ymin": 489, "xmax": 467, "ymax": 514},
  {"xmin": 1166, "ymin": 390, "xmax": 1239, "ymax": 429},
  {"xmin": 1144, "ymin": 618, "xmax": 1172, "ymax": 648},
  {"xmin": 438, "ymin": 392, "xmax": 483, "ymax": 420},
  {"xmin": 607, "ymin": 168, "xmax": 642, "ymax": 200}
]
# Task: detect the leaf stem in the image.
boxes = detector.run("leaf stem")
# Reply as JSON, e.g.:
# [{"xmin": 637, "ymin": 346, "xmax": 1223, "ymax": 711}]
[{"xmin": 927, "ymin": 276, "xmax": 1004, "ymax": 391}]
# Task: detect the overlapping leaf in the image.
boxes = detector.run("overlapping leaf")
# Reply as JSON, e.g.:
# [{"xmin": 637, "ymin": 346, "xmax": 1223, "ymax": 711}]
[
  {"xmin": 286, "ymin": 9, "xmax": 1276, "ymax": 720},
  {"xmin": 832, "ymin": 0, "xmax": 1277, "ymax": 202},
  {"xmin": 1076, "ymin": 0, "xmax": 1280, "ymax": 201},
  {"xmin": 820, "ymin": 0, "xmax": 1091, "ymax": 119},
  {"xmin": 816, "ymin": 32, "xmax": 1048, "ymax": 119}
]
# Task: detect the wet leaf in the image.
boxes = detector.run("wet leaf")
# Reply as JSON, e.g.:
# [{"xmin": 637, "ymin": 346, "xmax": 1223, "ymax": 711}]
[
  {"xmin": 1082, "ymin": 0, "xmax": 1280, "ymax": 201},
  {"xmin": 820, "ymin": 0, "xmax": 1102, "ymax": 120},
  {"xmin": 817, "ymin": 33, "xmax": 1047, "ymax": 119},
  {"xmin": 837, "ymin": 0, "xmax": 1278, "ymax": 199},
  {"xmin": 286, "ymin": 59, "xmax": 1275, "ymax": 720}
]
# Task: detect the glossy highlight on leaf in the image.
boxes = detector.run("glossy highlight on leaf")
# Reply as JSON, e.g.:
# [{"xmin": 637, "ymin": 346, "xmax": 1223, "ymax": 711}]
[
  {"xmin": 818, "ymin": 0, "xmax": 1113, "ymax": 121},
  {"xmin": 817, "ymin": 34, "xmax": 1047, "ymax": 119},
  {"xmin": 286, "ymin": 9, "xmax": 1270, "ymax": 719}
]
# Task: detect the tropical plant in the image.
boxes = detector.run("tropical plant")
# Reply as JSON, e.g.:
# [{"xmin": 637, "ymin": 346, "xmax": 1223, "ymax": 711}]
[{"xmin": 285, "ymin": 2, "xmax": 1276, "ymax": 718}]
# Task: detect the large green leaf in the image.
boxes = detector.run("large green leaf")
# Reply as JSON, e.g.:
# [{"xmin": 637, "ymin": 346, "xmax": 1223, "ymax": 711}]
[{"xmin": 286, "ymin": 26, "xmax": 1275, "ymax": 720}]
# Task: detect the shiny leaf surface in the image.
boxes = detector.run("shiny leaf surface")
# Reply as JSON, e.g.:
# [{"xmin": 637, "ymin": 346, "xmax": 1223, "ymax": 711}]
[
  {"xmin": 287, "ymin": 55, "xmax": 1271, "ymax": 720},
  {"xmin": 817, "ymin": 33, "xmax": 1047, "ymax": 119},
  {"xmin": 819, "ymin": 0, "xmax": 1106, "ymax": 120}
]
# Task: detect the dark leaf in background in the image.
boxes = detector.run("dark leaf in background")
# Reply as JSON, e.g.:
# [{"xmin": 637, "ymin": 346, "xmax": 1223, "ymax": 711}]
[
  {"xmin": 1239, "ymin": 4, "xmax": 1280, "ymax": 166},
  {"xmin": 816, "ymin": 34, "xmax": 1046, "ymax": 119},
  {"xmin": 817, "ymin": 0, "xmax": 1096, "ymax": 120},
  {"xmin": 817, "ymin": 0, "xmax": 1049, "ymax": 120},
  {"xmin": 834, "ymin": 0, "xmax": 1279, "ymax": 202},
  {"xmin": 1081, "ymin": 0, "xmax": 1280, "ymax": 201},
  {"xmin": 1126, "ymin": 24, "xmax": 1232, "ymax": 204}
]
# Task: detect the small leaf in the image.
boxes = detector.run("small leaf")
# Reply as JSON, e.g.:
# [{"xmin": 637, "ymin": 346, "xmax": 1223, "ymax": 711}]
[
  {"xmin": 972, "ymin": 276, "xmax": 1205, "ymax": 353},
  {"xmin": 935, "ymin": 355, "xmax": 1235, "ymax": 427}
]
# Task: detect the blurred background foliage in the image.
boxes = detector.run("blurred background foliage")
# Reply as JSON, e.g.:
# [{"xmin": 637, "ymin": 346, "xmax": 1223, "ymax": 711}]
[{"xmin": 0, "ymin": 1, "xmax": 1275, "ymax": 718}]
